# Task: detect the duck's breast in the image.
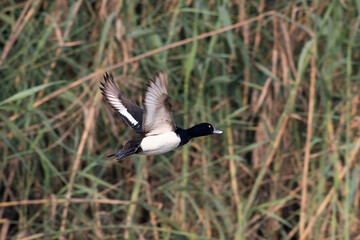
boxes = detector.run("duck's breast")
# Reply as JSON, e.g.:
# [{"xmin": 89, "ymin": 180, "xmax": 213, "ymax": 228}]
[{"xmin": 140, "ymin": 132, "xmax": 181, "ymax": 155}]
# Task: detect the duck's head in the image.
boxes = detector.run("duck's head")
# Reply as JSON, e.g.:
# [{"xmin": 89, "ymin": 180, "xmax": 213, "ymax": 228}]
[{"xmin": 187, "ymin": 123, "xmax": 222, "ymax": 138}]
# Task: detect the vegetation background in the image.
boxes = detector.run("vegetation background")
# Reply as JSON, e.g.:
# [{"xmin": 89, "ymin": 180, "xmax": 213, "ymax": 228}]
[{"xmin": 0, "ymin": 0, "xmax": 359, "ymax": 239}]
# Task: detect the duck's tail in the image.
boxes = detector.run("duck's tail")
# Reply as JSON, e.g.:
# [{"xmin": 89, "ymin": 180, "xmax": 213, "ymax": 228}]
[{"xmin": 106, "ymin": 140, "xmax": 141, "ymax": 161}]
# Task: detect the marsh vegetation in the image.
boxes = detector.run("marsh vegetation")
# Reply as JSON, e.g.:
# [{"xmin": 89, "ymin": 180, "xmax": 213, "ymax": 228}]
[{"xmin": 0, "ymin": 0, "xmax": 359, "ymax": 239}]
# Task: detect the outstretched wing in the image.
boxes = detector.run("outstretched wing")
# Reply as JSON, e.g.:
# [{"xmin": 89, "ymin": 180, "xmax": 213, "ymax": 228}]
[
  {"xmin": 100, "ymin": 73, "xmax": 144, "ymax": 133},
  {"xmin": 143, "ymin": 72, "xmax": 175, "ymax": 136}
]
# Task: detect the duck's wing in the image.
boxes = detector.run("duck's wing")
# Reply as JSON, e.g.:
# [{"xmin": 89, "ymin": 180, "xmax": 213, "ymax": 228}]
[
  {"xmin": 100, "ymin": 73, "xmax": 144, "ymax": 133},
  {"xmin": 143, "ymin": 72, "xmax": 176, "ymax": 136}
]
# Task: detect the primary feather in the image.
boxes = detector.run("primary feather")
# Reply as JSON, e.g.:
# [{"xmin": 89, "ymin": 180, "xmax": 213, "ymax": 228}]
[{"xmin": 100, "ymin": 73, "xmax": 144, "ymax": 133}]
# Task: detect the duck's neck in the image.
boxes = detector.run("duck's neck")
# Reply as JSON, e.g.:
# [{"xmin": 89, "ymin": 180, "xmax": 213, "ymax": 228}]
[
  {"xmin": 175, "ymin": 125, "xmax": 209, "ymax": 147},
  {"xmin": 175, "ymin": 127, "xmax": 191, "ymax": 146}
]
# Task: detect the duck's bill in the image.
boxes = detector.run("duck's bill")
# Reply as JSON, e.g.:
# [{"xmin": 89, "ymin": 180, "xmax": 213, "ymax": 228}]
[{"xmin": 213, "ymin": 128, "xmax": 223, "ymax": 134}]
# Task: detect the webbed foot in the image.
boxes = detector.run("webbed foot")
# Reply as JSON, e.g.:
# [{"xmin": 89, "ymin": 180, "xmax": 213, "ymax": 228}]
[
  {"xmin": 106, "ymin": 151, "xmax": 119, "ymax": 158},
  {"xmin": 106, "ymin": 145, "xmax": 139, "ymax": 161}
]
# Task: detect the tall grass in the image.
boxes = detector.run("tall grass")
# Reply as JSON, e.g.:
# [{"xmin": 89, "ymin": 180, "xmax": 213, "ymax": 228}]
[{"xmin": 0, "ymin": 0, "xmax": 359, "ymax": 239}]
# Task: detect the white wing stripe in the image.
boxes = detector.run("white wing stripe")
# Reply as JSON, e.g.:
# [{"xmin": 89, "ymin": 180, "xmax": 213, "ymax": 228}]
[
  {"xmin": 119, "ymin": 108, "xmax": 139, "ymax": 125},
  {"xmin": 106, "ymin": 92, "xmax": 139, "ymax": 125}
]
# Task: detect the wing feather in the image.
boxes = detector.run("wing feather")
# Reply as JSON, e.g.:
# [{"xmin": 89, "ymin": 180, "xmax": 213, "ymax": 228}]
[
  {"xmin": 143, "ymin": 72, "xmax": 175, "ymax": 135},
  {"xmin": 100, "ymin": 73, "xmax": 144, "ymax": 133}
]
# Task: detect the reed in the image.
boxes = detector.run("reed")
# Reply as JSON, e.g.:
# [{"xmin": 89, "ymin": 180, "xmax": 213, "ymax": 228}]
[{"xmin": 0, "ymin": 1, "xmax": 359, "ymax": 239}]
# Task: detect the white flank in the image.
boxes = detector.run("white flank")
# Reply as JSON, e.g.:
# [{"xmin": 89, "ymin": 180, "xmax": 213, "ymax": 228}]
[
  {"xmin": 140, "ymin": 132, "xmax": 180, "ymax": 155},
  {"xmin": 119, "ymin": 108, "xmax": 138, "ymax": 125}
]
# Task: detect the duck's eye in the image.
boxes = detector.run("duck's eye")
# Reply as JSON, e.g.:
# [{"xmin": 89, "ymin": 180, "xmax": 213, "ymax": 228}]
[{"xmin": 208, "ymin": 125, "xmax": 211, "ymax": 128}]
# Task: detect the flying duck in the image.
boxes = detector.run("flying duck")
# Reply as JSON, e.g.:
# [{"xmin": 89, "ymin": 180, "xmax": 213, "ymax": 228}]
[{"xmin": 100, "ymin": 72, "xmax": 222, "ymax": 160}]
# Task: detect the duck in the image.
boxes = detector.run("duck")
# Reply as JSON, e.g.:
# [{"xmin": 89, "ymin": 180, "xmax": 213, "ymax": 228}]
[{"xmin": 100, "ymin": 72, "xmax": 222, "ymax": 161}]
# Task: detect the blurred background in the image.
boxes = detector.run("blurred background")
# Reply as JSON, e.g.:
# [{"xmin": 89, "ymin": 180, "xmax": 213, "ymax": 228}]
[{"xmin": 1, "ymin": 0, "xmax": 360, "ymax": 239}]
